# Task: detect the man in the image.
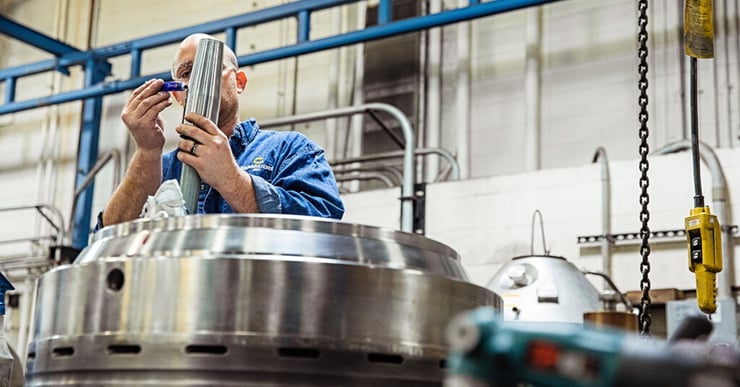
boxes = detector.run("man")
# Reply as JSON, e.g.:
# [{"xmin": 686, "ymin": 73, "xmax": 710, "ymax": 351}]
[{"xmin": 98, "ymin": 33, "xmax": 344, "ymax": 229}]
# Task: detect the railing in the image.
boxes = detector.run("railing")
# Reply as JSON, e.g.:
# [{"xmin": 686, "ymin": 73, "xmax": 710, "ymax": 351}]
[
  {"xmin": 0, "ymin": 204, "xmax": 65, "ymax": 265},
  {"xmin": 261, "ymin": 102, "xmax": 417, "ymax": 232}
]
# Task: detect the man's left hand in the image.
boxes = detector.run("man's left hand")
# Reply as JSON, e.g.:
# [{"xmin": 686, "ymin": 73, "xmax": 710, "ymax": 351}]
[{"xmin": 175, "ymin": 112, "xmax": 244, "ymax": 193}]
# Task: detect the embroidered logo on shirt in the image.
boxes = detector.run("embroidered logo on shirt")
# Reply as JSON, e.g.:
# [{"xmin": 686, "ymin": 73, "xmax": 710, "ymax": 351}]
[{"xmin": 243, "ymin": 156, "xmax": 273, "ymax": 172}]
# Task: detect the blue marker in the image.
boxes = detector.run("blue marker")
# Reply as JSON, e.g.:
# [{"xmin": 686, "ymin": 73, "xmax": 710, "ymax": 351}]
[{"xmin": 160, "ymin": 81, "xmax": 187, "ymax": 92}]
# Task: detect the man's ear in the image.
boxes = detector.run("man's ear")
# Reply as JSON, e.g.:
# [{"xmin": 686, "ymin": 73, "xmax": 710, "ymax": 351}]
[
  {"xmin": 172, "ymin": 90, "xmax": 187, "ymax": 106},
  {"xmin": 236, "ymin": 70, "xmax": 248, "ymax": 94}
]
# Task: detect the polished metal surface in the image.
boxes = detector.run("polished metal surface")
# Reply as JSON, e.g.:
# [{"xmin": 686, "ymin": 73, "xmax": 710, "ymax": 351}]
[
  {"xmin": 77, "ymin": 214, "xmax": 469, "ymax": 280},
  {"xmin": 180, "ymin": 38, "xmax": 223, "ymax": 214},
  {"xmin": 28, "ymin": 215, "xmax": 500, "ymax": 386},
  {"xmin": 487, "ymin": 255, "xmax": 601, "ymax": 323}
]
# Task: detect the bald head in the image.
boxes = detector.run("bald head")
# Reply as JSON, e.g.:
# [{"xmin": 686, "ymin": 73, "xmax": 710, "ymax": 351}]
[
  {"xmin": 168, "ymin": 33, "xmax": 249, "ymax": 135},
  {"xmin": 171, "ymin": 33, "xmax": 239, "ymax": 80}
]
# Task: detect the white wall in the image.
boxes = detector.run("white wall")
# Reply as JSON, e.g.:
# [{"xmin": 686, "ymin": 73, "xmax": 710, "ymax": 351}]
[{"xmin": 343, "ymin": 149, "xmax": 740, "ymax": 297}]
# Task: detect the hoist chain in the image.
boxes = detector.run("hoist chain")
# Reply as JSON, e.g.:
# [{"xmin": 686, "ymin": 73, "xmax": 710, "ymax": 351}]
[{"xmin": 637, "ymin": 0, "xmax": 652, "ymax": 337}]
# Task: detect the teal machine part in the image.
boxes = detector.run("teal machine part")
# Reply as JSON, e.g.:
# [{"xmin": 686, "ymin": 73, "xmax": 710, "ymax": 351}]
[
  {"xmin": 445, "ymin": 308, "xmax": 623, "ymax": 387},
  {"xmin": 444, "ymin": 307, "xmax": 739, "ymax": 387}
]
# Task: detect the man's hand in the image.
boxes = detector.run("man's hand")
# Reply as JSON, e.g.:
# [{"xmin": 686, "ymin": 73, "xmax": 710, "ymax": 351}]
[
  {"xmin": 121, "ymin": 79, "xmax": 172, "ymax": 152},
  {"xmin": 175, "ymin": 112, "xmax": 243, "ymax": 191}
]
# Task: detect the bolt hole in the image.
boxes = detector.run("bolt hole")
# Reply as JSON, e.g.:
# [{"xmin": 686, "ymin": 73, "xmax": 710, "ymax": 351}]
[
  {"xmin": 367, "ymin": 352, "xmax": 404, "ymax": 365},
  {"xmin": 277, "ymin": 347, "xmax": 320, "ymax": 359},
  {"xmin": 52, "ymin": 347, "xmax": 74, "ymax": 357},
  {"xmin": 106, "ymin": 268, "xmax": 125, "ymax": 292},
  {"xmin": 185, "ymin": 345, "xmax": 228, "ymax": 355},
  {"xmin": 108, "ymin": 344, "xmax": 141, "ymax": 355}
]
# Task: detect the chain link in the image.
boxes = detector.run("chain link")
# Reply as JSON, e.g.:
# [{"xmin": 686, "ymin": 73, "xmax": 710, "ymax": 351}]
[{"xmin": 637, "ymin": 0, "xmax": 652, "ymax": 337}]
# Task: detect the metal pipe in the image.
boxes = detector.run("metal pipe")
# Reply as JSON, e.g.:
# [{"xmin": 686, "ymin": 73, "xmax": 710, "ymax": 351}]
[
  {"xmin": 260, "ymin": 103, "xmax": 416, "ymax": 232},
  {"xmin": 524, "ymin": 7, "xmax": 542, "ymax": 171},
  {"xmin": 654, "ymin": 140, "xmax": 734, "ymax": 299},
  {"xmin": 348, "ymin": 1, "xmax": 366, "ymax": 193},
  {"xmin": 456, "ymin": 0, "xmax": 471, "ymax": 179},
  {"xmin": 335, "ymin": 172, "xmax": 394, "ymax": 188},
  {"xmin": 333, "ymin": 165, "xmax": 403, "ymax": 186},
  {"xmin": 424, "ymin": 0, "xmax": 443, "ymax": 184},
  {"xmin": 592, "ymin": 147, "xmax": 612, "ymax": 286},
  {"xmin": 530, "ymin": 209, "xmax": 549, "ymax": 255},
  {"xmin": 329, "ymin": 147, "xmax": 460, "ymax": 181},
  {"xmin": 67, "ymin": 149, "xmax": 121, "ymax": 237},
  {"xmin": 582, "ymin": 270, "xmax": 633, "ymax": 311},
  {"xmin": 325, "ymin": 4, "xmax": 342, "ymax": 159},
  {"xmin": 0, "ymin": 205, "xmax": 65, "ymax": 252},
  {"xmin": 180, "ymin": 38, "xmax": 223, "ymax": 215}
]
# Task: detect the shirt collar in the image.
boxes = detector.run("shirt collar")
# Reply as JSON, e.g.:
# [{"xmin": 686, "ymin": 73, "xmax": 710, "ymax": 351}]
[{"xmin": 230, "ymin": 118, "xmax": 259, "ymax": 147}]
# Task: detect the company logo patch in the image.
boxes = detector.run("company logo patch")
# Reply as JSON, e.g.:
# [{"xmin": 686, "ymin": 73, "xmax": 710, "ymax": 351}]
[{"xmin": 242, "ymin": 156, "xmax": 273, "ymax": 173}]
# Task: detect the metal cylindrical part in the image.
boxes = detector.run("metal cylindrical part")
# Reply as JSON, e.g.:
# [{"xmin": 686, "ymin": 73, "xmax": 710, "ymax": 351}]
[
  {"xmin": 180, "ymin": 38, "xmax": 223, "ymax": 215},
  {"xmin": 27, "ymin": 215, "xmax": 501, "ymax": 386}
]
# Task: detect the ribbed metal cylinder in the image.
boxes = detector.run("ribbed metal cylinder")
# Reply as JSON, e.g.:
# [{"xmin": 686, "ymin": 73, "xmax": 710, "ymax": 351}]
[
  {"xmin": 26, "ymin": 215, "xmax": 501, "ymax": 386},
  {"xmin": 180, "ymin": 38, "xmax": 223, "ymax": 215}
]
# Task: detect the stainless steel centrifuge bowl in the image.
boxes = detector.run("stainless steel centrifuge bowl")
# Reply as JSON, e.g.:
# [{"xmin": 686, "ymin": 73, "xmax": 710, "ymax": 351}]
[
  {"xmin": 76, "ymin": 214, "xmax": 468, "ymax": 280},
  {"xmin": 27, "ymin": 215, "xmax": 500, "ymax": 386}
]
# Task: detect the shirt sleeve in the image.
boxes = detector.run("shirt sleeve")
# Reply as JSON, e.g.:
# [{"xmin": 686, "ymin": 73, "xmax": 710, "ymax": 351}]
[
  {"xmin": 251, "ymin": 175, "xmax": 282, "ymax": 213},
  {"xmin": 260, "ymin": 135, "xmax": 345, "ymax": 220}
]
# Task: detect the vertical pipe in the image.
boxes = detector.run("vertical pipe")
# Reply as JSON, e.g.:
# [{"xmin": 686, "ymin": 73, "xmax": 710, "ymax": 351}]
[
  {"xmin": 721, "ymin": 0, "xmax": 733, "ymax": 148},
  {"xmin": 456, "ymin": 0, "xmax": 471, "ymax": 179},
  {"xmin": 325, "ymin": 6, "xmax": 342, "ymax": 159},
  {"xmin": 71, "ymin": 58, "xmax": 105, "ymax": 249},
  {"xmin": 735, "ymin": 0, "xmax": 740, "ymax": 143},
  {"xmin": 348, "ymin": 2, "xmax": 366, "ymax": 193},
  {"xmin": 592, "ymin": 147, "xmax": 612, "ymax": 288},
  {"xmin": 679, "ymin": 0, "xmax": 689, "ymax": 140},
  {"xmin": 180, "ymin": 39, "xmax": 223, "ymax": 215},
  {"xmin": 130, "ymin": 49, "xmax": 141, "ymax": 78},
  {"xmin": 424, "ymin": 0, "xmax": 442, "ymax": 183},
  {"xmin": 711, "ymin": 2, "xmax": 724, "ymax": 148},
  {"xmin": 524, "ymin": 7, "xmax": 542, "ymax": 171},
  {"xmin": 3, "ymin": 77, "xmax": 14, "ymax": 104},
  {"xmin": 36, "ymin": 0, "xmax": 68, "ymax": 248},
  {"xmin": 297, "ymin": 10, "xmax": 310, "ymax": 43},
  {"xmin": 225, "ymin": 27, "xmax": 237, "ymax": 50},
  {"xmin": 378, "ymin": 0, "xmax": 392, "ymax": 24}
]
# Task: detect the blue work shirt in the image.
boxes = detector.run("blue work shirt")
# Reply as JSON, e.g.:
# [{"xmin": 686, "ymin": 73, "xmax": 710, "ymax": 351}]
[
  {"xmin": 96, "ymin": 119, "xmax": 344, "ymax": 231},
  {"xmin": 162, "ymin": 119, "xmax": 344, "ymax": 219}
]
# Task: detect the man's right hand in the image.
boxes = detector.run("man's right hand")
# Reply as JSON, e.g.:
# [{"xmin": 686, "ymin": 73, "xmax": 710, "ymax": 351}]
[{"xmin": 120, "ymin": 79, "xmax": 173, "ymax": 152}]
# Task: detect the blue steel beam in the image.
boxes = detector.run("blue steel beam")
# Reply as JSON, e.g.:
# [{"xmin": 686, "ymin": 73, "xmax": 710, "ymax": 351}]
[
  {"xmin": 0, "ymin": 0, "xmax": 565, "ymax": 115},
  {"xmin": 71, "ymin": 59, "xmax": 107, "ymax": 249},
  {"xmin": 0, "ymin": 16, "xmax": 82, "ymax": 57},
  {"xmin": 0, "ymin": 0, "xmax": 358, "ymax": 81}
]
